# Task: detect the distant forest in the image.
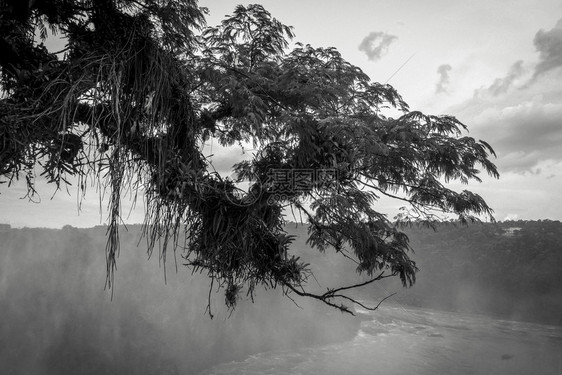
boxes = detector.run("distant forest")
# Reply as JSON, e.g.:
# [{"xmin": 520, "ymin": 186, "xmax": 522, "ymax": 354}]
[
  {"xmin": 1, "ymin": 220, "xmax": 561, "ymax": 374},
  {"xmin": 399, "ymin": 220, "xmax": 562, "ymax": 325},
  {"xmin": 285, "ymin": 220, "xmax": 562, "ymax": 326}
]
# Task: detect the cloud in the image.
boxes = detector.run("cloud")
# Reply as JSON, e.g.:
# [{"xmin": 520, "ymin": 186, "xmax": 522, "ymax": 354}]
[
  {"xmin": 503, "ymin": 213, "xmax": 519, "ymax": 221},
  {"xmin": 456, "ymin": 94, "xmax": 562, "ymax": 173},
  {"xmin": 487, "ymin": 60, "xmax": 525, "ymax": 96},
  {"xmin": 358, "ymin": 31, "xmax": 398, "ymax": 61},
  {"xmin": 435, "ymin": 64, "xmax": 452, "ymax": 94},
  {"xmin": 531, "ymin": 18, "xmax": 562, "ymax": 81},
  {"xmin": 471, "ymin": 19, "xmax": 562, "ymax": 98},
  {"xmin": 446, "ymin": 19, "xmax": 562, "ymax": 174},
  {"xmin": 449, "ymin": 48, "xmax": 562, "ymax": 173},
  {"xmin": 472, "ymin": 61, "xmax": 526, "ymax": 99},
  {"xmin": 491, "ymin": 99, "xmax": 562, "ymax": 153}
]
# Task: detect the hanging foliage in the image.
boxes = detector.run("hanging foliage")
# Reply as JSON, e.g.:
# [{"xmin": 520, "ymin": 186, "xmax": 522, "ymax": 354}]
[{"xmin": 0, "ymin": 1, "xmax": 498, "ymax": 315}]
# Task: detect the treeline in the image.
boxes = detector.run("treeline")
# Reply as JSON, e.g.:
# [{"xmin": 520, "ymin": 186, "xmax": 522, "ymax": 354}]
[
  {"xmin": 284, "ymin": 220, "xmax": 562, "ymax": 326},
  {"xmin": 398, "ymin": 220, "xmax": 562, "ymax": 325},
  {"xmin": 0, "ymin": 225, "xmax": 360, "ymax": 375}
]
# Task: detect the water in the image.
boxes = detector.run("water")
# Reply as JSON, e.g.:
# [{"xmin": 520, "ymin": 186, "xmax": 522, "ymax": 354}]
[{"xmin": 198, "ymin": 304, "xmax": 562, "ymax": 375}]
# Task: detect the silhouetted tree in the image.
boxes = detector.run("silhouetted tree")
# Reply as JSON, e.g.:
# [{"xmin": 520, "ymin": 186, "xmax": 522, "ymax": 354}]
[{"xmin": 0, "ymin": 1, "xmax": 498, "ymax": 314}]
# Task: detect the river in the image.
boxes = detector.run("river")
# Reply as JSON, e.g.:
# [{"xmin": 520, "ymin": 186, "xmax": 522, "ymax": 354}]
[{"xmin": 198, "ymin": 303, "xmax": 562, "ymax": 375}]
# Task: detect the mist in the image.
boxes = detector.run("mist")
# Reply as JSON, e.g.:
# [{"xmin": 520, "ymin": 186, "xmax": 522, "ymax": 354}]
[
  {"xmin": 0, "ymin": 225, "xmax": 360, "ymax": 375},
  {"xmin": 2, "ymin": 221, "xmax": 561, "ymax": 374},
  {"xmin": 373, "ymin": 221, "xmax": 562, "ymax": 326}
]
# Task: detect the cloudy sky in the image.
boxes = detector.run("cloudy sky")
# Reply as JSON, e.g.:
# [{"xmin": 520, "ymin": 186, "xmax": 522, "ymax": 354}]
[{"xmin": 1, "ymin": 0, "xmax": 562, "ymax": 227}]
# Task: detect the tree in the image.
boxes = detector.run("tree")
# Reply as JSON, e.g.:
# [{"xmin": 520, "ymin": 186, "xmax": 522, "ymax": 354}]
[{"xmin": 0, "ymin": 1, "xmax": 498, "ymax": 315}]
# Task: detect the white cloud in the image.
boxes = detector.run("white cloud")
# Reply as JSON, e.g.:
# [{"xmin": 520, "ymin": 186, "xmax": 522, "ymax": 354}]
[{"xmin": 503, "ymin": 213, "xmax": 519, "ymax": 221}]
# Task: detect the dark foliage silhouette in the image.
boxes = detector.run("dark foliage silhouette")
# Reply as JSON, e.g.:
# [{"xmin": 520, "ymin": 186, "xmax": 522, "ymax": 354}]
[{"xmin": 0, "ymin": 1, "xmax": 497, "ymax": 312}]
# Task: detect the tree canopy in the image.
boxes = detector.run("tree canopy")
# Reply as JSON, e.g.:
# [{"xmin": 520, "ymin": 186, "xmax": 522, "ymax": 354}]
[{"xmin": 0, "ymin": 0, "xmax": 498, "ymax": 315}]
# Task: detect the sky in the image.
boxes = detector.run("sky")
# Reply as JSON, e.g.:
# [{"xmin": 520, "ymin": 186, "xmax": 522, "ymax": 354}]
[{"xmin": 1, "ymin": 0, "xmax": 562, "ymax": 227}]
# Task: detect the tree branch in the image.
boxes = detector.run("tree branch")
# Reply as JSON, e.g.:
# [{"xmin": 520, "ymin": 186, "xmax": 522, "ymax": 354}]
[{"xmin": 283, "ymin": 271, "xmax": 395, "ymax": 315}]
